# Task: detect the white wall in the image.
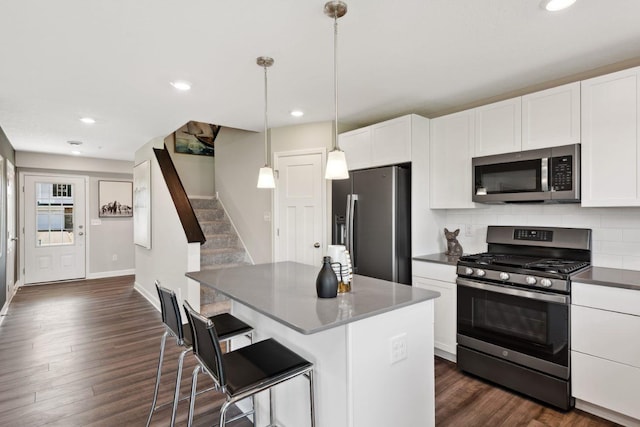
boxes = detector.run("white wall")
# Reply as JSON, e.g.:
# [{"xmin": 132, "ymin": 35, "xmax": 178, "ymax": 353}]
[
  {"xmin": 214, "ymin": 122, "xmax": 334, "ymax": 264},
  {"xmin": 15, "ymin": 152, "xmax": 135, "ymax": 278},
  {"xmin": 214, "ymin": 127, "xmax": 271, "ymax": 263},
  {"xmin": 165, "ymin": 132, "xmax": 215, "ymax": 198},
  {"xmin": 133, "ymin": 138, "xmax": 200, "ymax": 310},
  {"xmin": 445, "ymin": 205, "xmax": 640, "ymax": 271}
]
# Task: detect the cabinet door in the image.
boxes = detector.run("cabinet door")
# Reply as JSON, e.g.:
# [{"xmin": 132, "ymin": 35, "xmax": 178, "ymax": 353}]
[
  {"xmin": 572, "ymin": 351, "xmax": 640, "ymax": 420},
  {"xmin": 339, "ymin": 127, "xmax": 372, "ymax": 171},
  {"xmin": 522, "ymin": 82, "xmax": 580, "ymax": 150},
  {"xmin": 474, "ymin": 98, "xmax": 522, "ymax": 156},
  {"xmin": 371, "ymin": 115, "xmax": 412, "ymax": 167},
  {"xmin": 581, "ymin": 67, "xmax": 640, "ymax": 206},
  {"xmin": 412, "ymin": 276, "xmax": 456, "ymax": 356},
  {"xmin": 430, "ymin": 110, "xmax": 476, "ymax": 208}
]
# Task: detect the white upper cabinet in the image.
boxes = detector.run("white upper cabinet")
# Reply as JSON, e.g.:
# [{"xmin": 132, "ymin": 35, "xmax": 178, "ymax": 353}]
[
  {"xmin": 474, "ymin": 98, "xmax": 522, "ymax": 157},
  {"xmin": 581, "ymin": 67, "xmax": 640, "ymax": 207},
  {"xmin": 430, "ymin": 110, "xmax": 476, "ymax": 209},
  {"xmin": 339, "ymin": 126, "xmax": 372, "ymax": 171},
  {"xmin": 339, "ymin": 115, "xmax": 413, "ymax": 171},
  {"xmin": 522, "ymin": 82, "xmax": 580, "ymax": 150},
  {"xmin": 371, "ymin": 115, "xmax": 412, "ymax": 167}
]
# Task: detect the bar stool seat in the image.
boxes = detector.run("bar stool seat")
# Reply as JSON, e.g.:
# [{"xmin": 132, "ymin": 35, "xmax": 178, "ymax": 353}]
[{"xmin": 146, "ymin": 282, "xmax": 252, "ymax": 427}]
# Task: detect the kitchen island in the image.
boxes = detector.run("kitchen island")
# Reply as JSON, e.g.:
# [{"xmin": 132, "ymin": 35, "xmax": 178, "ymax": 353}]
[{"xmin": 187, "ymin": 261, "xmax": 439, "ymax": 427}]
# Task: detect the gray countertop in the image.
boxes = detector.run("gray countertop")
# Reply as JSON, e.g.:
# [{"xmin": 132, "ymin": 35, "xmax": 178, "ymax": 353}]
[
  {"xmin": 413, "ymin": 253, "xmax": 460, "ymax": 266},
  {"xmin": 187, "ymin": 261, "xmax": 440, "ymax": 335},
  {"xmin": 572, "ymin": 266, "xmax": 640, "ymax": 291}
]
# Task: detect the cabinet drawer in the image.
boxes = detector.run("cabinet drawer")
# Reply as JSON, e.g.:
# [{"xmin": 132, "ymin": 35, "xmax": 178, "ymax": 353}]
[
  {"xmin": 412, "ymin": 261, "xmax": 456, "ymax": 282},
  {"xmin": 572, "ymin": 305, "xmax": 640, "ymax": 368},
  {"xmin": 572, "ymin": 282, "xmax": 640, "ymax": 316},
  {"xmin": 572, "ymin": 351, "xmax": 640, "ymax": 420}
]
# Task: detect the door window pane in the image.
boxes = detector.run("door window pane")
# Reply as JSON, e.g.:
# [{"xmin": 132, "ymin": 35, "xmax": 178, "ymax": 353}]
[{"xmin": 36, "ymin": 182, "xmax": 75, "ymax": 246}]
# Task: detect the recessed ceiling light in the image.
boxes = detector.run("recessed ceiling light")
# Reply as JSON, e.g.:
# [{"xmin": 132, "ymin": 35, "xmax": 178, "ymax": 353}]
[
  {"xmin": 80, "ymin": 117, "xmax": 95, "ymax": 124},
  {"xmin": 170, "ymin": 80, "xmax": 192, "ymax": 91},
  {"xmin": 71, "ymin": 150, "xmax": 82, "ymax": 155},
  {"xmin": 541, "ymin": 0, "xmax": 577, "ymax": 11},
  {"xmin": 290, "ymin": 110, "xmax": 304, "ymax": 117}
]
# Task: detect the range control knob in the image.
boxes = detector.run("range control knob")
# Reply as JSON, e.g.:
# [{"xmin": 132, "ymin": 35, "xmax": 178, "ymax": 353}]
[
  {"xmin": 499, "ymin": 272, "xmax": 510, "ymax": 281},
  {"xmin": 476, "ymin": 269, "xmax": 486, "ymax": 277},
  {"xmin": 464, "ymin": 267, "xmax": 474, "ymax": 275},
  {"xmin": 540, "ymin": 278, "xmax": 553, "ymax": 288},
  {"xmin": 525, "ymin": 276, "xmax": 537, "ymax": 285}
]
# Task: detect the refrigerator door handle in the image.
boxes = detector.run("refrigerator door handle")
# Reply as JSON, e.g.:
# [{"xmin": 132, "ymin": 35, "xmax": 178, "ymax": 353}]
[
  {"xmin": 345, "ymin": 194, "xmax": 352, "ymax": 253},
  {"xmin": 348, "ymin": 194, "xmax": 358, "ymax": 268}
]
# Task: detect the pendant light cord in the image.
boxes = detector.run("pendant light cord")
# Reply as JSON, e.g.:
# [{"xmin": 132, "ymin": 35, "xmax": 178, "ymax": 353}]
[
  {"xmin": 333, "ymin": 14, "xmax": 340, "ymax": 151},
  {"xmin": 263, "ymin": 64, "xmax": 269, "ymax": 167}
]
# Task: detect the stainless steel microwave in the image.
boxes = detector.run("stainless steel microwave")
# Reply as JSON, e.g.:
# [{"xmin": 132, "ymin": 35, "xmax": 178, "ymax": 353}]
[{"xmin": 472, "ymin": 144, "xmax": 580, "ymax": 203}]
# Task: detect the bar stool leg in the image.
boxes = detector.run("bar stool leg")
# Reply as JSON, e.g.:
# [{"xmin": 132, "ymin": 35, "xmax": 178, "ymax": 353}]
[
  {"xmin": 169, "ymin": 347, "xmax": 189, "ymax": 427},
  {"xmin": 308, "ymin": 370, "xmax": 316, "ymax": 427},
  {"xmin": 187, "ymin": 365, "xmax": 201, "ymax": 427},
  {"xmin": 146, "ymin": 330, "xmax": 169, "ymax": 427},
  {"xmin": 269, "ymin": 388, "xmax": 276, "ymax": 426}
]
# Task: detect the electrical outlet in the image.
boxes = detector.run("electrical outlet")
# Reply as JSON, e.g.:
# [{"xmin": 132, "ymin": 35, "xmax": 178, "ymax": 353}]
[
  {"xmin": 112, "ymin": 254, "xmax": 118, "ymax": 261},
  {"xmin": 390, "ymin": 333, "xmax": 408, "ymax": 364},
  {"xmin": 465, "ymin": 224, "xmax": 473, "ymax": 237}
]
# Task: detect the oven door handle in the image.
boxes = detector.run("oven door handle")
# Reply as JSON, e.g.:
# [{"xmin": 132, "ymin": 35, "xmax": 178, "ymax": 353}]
[{"xmin": 456, "ymin": 278, "xmax": 570, "ymax": 304}]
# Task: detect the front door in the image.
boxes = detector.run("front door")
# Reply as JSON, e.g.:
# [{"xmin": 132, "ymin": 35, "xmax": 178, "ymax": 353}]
[
  {"xmin": 274, "ymin": 150, "xmax": 325, "ymax": 266},
  {"xmin": 6, "ymin": 160, "xmax": 16, "ymax": 297},
  {"xmin": 23, "ymin": 175, "xmax": 86, "ymax": 284}
]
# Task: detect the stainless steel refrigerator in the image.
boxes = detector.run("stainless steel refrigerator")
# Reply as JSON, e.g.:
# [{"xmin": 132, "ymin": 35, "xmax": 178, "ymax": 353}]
[{"xmin": 332, "ymin": 165, "xmax": 411, "ymax": 284}]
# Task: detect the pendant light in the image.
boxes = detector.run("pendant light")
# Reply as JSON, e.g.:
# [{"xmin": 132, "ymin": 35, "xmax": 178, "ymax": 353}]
[
  {"xmin": 256, "ymin": 56, "xmax": 276, "ymax": 189},
  {"xmin": 324, "ymin": 1, "xmax": 350, "ymax": 180}
]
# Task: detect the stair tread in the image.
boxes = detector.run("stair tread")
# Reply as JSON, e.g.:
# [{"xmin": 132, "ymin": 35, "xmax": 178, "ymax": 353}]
[
  {"xmin": 201, "ymin": 262, "xmax": 250, "ymax": 271},
  {"xmin": 200, "ymin": 247, "xmax": 245, "ymax": 254}
]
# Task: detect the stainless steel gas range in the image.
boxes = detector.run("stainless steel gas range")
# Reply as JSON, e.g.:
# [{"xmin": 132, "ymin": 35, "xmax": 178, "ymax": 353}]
[{"xmin": 456, "ymin": 225, "xmax": 592, "ymax": 410}]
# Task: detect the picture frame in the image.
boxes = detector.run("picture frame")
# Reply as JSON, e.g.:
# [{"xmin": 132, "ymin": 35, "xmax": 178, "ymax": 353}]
[
  {"xmin": 133, "ymin": 160, "xmax": 151, "ymax": 249},
  {"xmin": 98, "ymin": 181, "xmax": 133, "ymax": 218},
  {"xmin": 174, "ymin": 120, "xmax": 219, "ymax": 156}
]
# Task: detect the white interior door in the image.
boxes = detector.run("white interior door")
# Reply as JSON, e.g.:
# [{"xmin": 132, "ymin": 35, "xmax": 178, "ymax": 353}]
[
  {"xmin": 274, "ymin": 150, "xmax": 325, "ymax": 266},
  {"xmin": 6, "ymin": 160, "xmax": 16, "ymax": 297},
  {"xmin": 23, "ymin": 175, "xmax": 86, "ymax": 284}
]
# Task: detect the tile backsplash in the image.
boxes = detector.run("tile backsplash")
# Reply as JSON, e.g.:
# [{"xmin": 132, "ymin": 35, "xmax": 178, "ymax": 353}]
[{"xmin": 445, "ymin": 205, "xmax": 640, "ymax": 271}]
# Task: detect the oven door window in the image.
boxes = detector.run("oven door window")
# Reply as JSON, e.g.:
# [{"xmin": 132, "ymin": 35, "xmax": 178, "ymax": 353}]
[
  {"xmin": 457, "ymin": 284, "xmax": 568, "ymax": 367},
  {"xmin": 475, "ymin": 159, "xmax": 542, "ymax": 194}
]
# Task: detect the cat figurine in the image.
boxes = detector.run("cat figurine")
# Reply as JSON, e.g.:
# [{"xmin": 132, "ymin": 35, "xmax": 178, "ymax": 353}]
[{"xmin": 444, "ymin": 228, "xmax": 463, "ymax": 257}]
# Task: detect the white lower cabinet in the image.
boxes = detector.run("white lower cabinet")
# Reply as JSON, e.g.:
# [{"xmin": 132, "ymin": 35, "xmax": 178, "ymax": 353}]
[
  {"xmin": 571, "ymin": 282, "xmax": 640, "ymax": 424},
  {"xmin": 412, "ymin": 261, "xmax": 456, "ymax": 361}
]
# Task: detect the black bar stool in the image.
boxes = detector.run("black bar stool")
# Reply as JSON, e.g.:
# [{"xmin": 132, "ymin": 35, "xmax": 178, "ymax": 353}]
[
  {"xmin": 183, "ymin": 300, "xmax": 315, "ymax": 427},
  {"xmin": 146, "ymin": 282, "xmax": 252, "ymax": 427}
]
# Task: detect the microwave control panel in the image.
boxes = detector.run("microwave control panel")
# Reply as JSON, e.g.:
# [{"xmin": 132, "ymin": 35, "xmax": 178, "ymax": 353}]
[{"xmin": 551, "ymin": 155, "xmax": 573, "ymax": 191}]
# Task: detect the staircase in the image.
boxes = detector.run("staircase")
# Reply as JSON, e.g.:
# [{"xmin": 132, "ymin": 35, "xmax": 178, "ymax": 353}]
[{"xmin": 190, "ymin": 197, "xmax": 249, "ymax": 316}]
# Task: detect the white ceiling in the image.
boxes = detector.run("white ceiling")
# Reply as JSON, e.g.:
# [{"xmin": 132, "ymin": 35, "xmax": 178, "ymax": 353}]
[{"xmin": 2, "ymin": 0, "xmax": 640, "ymax": 161}]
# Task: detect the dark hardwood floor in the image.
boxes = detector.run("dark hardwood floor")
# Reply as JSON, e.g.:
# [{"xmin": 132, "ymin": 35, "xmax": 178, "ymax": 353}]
[
  {"xmin": 0, "ymin": 276, "xmax": 249, "ymax": 427},
  {"xmin": 435, "ymin": 358, "xmax": 619, "ymax": 426},
  {"xmin": 0, "ymin": 276, "xmax": 620, "ymax": 426}
]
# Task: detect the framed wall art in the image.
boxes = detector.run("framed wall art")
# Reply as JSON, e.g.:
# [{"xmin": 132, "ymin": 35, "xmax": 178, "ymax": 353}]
[
  {"xmin": 133, "ymin": 160, "xmax": 151, "ymax": 249},
  {"xmin": 98, "ymin": 180, "xmax": 133, "ymax": 217},
  {"xmin": 174, "ymin": 120, "xmax": 220, "ymax": 156}
]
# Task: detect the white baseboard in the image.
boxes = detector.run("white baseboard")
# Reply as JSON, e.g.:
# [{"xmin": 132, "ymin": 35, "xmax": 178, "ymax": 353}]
[
  {"xmin": 435, "ymin": 348, "xmax": 457, "ymax": 363},
  {"xmin": 0, "ymin": 280, "xmax": 21, "ymax": 327},
  {"xmin": 134, "ymin": 281, "xmax": 160, "ymax": 312},
  {"xmin": 575, "ymin": 399, "xmax": 640, "ymax": 427},
  {"xmin": 86, "ymin": 269, "xmax": 136, "ymax": 279}
]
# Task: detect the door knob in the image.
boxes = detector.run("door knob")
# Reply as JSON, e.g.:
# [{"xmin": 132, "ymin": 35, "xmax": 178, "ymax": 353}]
[
  {"xmin": 314, "ymin": 242, "xmax": 320, "ymax": 248},
  {"xmin": 78, "ymin": 232, "xmax": 84, "ymax": 236}
]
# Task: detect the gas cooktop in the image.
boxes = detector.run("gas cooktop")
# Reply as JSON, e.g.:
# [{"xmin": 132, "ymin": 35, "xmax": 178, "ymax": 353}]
[{"xmin": 458, "ymin": 253, "xmax": 590, "ymax": 275}]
